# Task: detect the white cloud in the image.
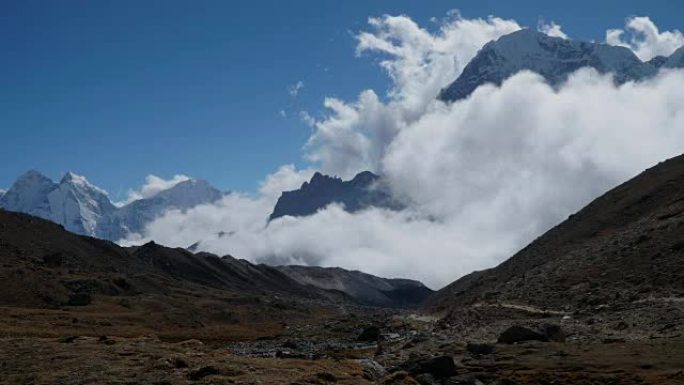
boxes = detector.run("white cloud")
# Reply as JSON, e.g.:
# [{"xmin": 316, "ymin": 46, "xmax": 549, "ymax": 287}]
[
  {"xmin": 299, "ymin": 111, "xmax": 316, "ymax": 126},
  {"xmin": 288, "ymin": 80, "xmax": 304, "ymax": 96},
  {"xmin": 124, "ymin": 12, "xmax": 684, "ymax": 289},
  {"xmin": 606, "ymin": 16, "xmax": 684, "ymax": 61},
  {"xmin": 258, "ymin": 164, "xmax": 314, "ymax": 201},
  {"xmin": 116, "ymin": 174, "xmax": 190, "ymax": 206},
  {"xmin": 307, "ymin": 12, "xmax": 521, "ymax": 177},
  {"xmin": 538, "ymin": 21, "xmax": 568, "ymax": 39}
]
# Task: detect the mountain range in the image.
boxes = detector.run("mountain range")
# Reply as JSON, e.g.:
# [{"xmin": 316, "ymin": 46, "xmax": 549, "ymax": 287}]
[
  {"xmin": 2, "ymin": 27, "xmax": 684, "ymax": 384},
  {"xmin": 0, "ymin": 170, "xmax": 225, "ymax": 241},
  {"xmin": 0, "ymin": 169, "xmax": 401, "ymax": 244},
  {"xmin": 4, "ymin": 29, "xmax": 683, "ymax": 244},
  {"xmin": 439, "ymin": 28, "xmax": 684, "ymax": 102}
]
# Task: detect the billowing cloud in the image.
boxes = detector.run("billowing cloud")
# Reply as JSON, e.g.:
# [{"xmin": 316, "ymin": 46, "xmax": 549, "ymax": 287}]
[
  {"xmin": 307, "ymin": 13, "xmax": 522, "ymax": 177},
  {"xmin": 606, "ymin": 16, "xmax": 684, "ymax": 61},
  {"xmin": 125, "ymin": 12, "xmax": 684, "ymax": 289},
  {"xmin": 116, "ymin": 174, "xmax": 190, "ymax": 206},
  {"xmin": 538, "ymin": 21, "xmax": 568, "ymax": 39}
]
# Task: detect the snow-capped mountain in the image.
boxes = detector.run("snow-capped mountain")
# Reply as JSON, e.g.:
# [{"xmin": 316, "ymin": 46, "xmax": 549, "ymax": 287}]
[
  {"xmin": 48, "ymin": 172, "xmax": 117, "ymax": 235},
  {"xmin": 0, "ymin": 170, "xmax": 115, "ymax": 235},
  {"xmin": 439, "ymin": 28, "xmax": 682, "ymax": 102},
  {"xmin": 0, "ymin": 170, "xmax": 224, "ymax": 240},
  {"xmin": 95, "ymin": 179, "xmax": 224, "ymax": 241},
  {"xmin": 0, "ymin": 171, "xmax": 56, "ymax": 220}
]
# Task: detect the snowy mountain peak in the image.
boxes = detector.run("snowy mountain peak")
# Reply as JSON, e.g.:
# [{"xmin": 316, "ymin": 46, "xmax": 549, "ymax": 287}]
[
  {"xmin": 438, "ymin": 28, "xmax": 659, "ymax": 102},
  {"xmin": 60, "ymin": 171, "xmax": 109, "ymax": 196},
  {"xmin": 47, "ymin": 173, "xmax": 116, "ymax": 235},
  {"xmin": 0, "ymin": 170, "xmax": 224, "ymax": 241},
  {"xmin": 0, "ymin": 170, "xmax": 57, "ymax": 219}
]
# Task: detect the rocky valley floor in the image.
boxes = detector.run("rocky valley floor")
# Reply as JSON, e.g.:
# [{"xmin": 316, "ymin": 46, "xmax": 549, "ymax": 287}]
[{"xmin": 1, "ymin": 302, "xmax": 683, "ymax": 385}]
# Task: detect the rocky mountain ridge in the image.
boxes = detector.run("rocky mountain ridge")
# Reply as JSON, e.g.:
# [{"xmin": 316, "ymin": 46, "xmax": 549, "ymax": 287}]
[
  {"xmin": 429, "ymin": 153, "xmax": 684, "ymax": 339},
  {"xmin": 269, "ymin": 171, "xmax": 401, "ymax": 220}
]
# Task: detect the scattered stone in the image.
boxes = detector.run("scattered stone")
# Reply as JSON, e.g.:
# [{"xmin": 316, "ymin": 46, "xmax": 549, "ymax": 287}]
[
  {"xmin": 187, "ymin": 365, "xmax": 220, "ymax": 380},
  {"xmin": 497, "ymin": 326, "xmax": 547, "ymax": 344},
  {"xmin": 358, "ymin": 358, "xmax": 386, "ymax": 381},
  {"xmin": 466, "ymin": 342, "xmax": 495, "ymax": 355}
]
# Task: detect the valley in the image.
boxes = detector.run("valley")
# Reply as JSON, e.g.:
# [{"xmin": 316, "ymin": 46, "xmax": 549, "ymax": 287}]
[
  {"xmin": 1, "ymin": 20, "xmax": 684, "ymax": 385},
  {"xmin": 2, "ymin": 153, "xmax": 684, "ymax": 384}
]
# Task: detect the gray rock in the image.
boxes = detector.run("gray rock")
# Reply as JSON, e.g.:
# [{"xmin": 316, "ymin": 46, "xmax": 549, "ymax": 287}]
[
  {"xmin": 497, "ymin": 325, "xmax": 547, "ymax": 344},
  {"xmin": 358, "ymin": 358, "xmax": 386, "ymax": 381}
]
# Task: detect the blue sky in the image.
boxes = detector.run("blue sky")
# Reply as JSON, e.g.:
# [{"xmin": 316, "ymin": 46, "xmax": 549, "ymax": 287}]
[{"xmin": 0, "ymin": 0, "xmax": 680, "ymax": 199}]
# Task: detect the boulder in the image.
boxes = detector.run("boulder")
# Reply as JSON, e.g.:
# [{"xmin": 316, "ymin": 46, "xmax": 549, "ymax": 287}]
[
  {"xmin": 357, "ymin": 325, "xmax": 382, "ymax": 342},
  {"xmin": 541, "ymin": 324, "xmax": 565, "ymax": 342},
  {"xmin": 414, "ymin": 373, "xmax": 437, "ymax": 385},
  {"xmin": 497, "ymin": 326, "xmax": 547, "ymax": 344},
  {"xmin": 358, "ymin": 358, "xmax": 386, "ymax": 381}
]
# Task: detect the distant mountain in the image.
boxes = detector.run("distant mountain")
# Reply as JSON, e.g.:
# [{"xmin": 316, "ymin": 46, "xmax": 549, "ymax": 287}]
[
  {"xmin": 429, "ymin": 154, "xmax": 684, "ymax": 321},
  {"xmin": 0, "ymin": 170, "xmax": 116, "ymax": 235},
  {"xmin": 0, "ymin": 208, "xmax": 325, "ymax": 308},
  {"xmin": 0, "ymin": 170, "xmax": 224, "ymax": 240},
  {"xmin": 0, "ymin": 170, "xmax": 56, "ymax": 220},
  {"xmin": 95, "ymin": 179, "xmax": 224, "ymax": 241},
  {"xmin": 0, "ymin": 208, "xmax": 432, "ymax": 309},
  {"xmin": 438, "ymin": 28, "xmax": 682, "ymax": 102},
  {"xmin": 269, "ymin": 171, "xmax": 401, "ymax": 220},
  {"xmin": 278, "ymin": 265, "xmax": 433, "ymax": 308}
]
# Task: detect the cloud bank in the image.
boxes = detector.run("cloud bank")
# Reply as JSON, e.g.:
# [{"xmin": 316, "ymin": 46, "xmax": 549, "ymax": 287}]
[{"xmin": 124, "ymin": 14, "xmax": 684, "ymax": 289}]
